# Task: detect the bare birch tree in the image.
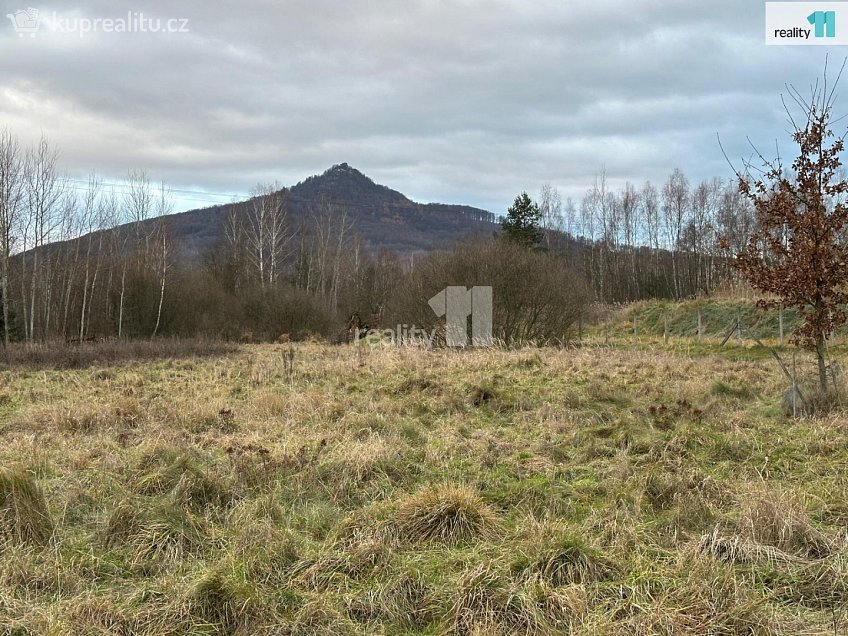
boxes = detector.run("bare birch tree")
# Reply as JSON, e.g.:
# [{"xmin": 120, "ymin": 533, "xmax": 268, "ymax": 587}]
[
  {"xmin": 23, "ymin": 135, "xmax": 64, "ymax": 341},
  {"xmin": 661, "ymin": 168, "xmax": 690, "ymax": 299},
  {"xmin": 538, "ymin": 183, "xmax": 563, "ymax": 250},
  {"xmin": 245, "ymin": 183, "xmax": 291, "ymax": 287},
  {"xmin": 78, "ymin": 175, "xmax": 105, "ymax": 339},
  {"xmin": 152, "ymin": 183, "xmax": 172, "ymax": 337},
  {"xmin": 0, "ymin": 130, "xmax": 24, "ymax": 347}
]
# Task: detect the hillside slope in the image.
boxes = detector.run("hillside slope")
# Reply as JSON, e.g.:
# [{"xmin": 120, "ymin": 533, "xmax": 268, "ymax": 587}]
[
  {"xmin": 602, "ymin": 299, "xmax": 848, "ymax": 343},
  {"xmin": 141, "ymin": 163, "xmax": 498, "ymax": 258}
]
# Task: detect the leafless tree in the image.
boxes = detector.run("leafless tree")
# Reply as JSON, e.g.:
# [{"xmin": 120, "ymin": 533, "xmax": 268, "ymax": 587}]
[
  {"xmin": 538, "ymin": 183, "xmax": 563, "ymax": 250},
  {"xmin": 689, "ymin": 178, "xmax": 721, "ymax": 293},
  {"xmin": 307, "ymin": 196, "xmax": 353, "ymax": 310},
  {"xmin": 0, "ymin": 130, "xmax": 24, "ymax": 347},
  {"xmin": 125, "ymin": 169, "xmax": 153, "ymax": 261},
  {"xmin": 245, "ymin": 183, "xmax": 291, "ymax": 287},
  {"xmin": 151, "ymin": 183, "xmax": 173, "ymax": 337},
  {"xmin": 75, "ymin": 175, "xmax": 104, "ymax": 339},
  {"xmin": 618, "ymin": 182, "xmax": 640, "ymax": 298},
  {"xmin": 662, "ymin": 168, "xmax": 690, "ymax": 298},
  {"xmin": 22, "ymin": 135, "xmax": 64, "ymax": 341},
  {"xmin": 582, "ymin": 170, "xmax": 617, "ymax": 301},
  {"xmin": 642, "ymin": 181, "xmax": 660, "ymax": 251}
]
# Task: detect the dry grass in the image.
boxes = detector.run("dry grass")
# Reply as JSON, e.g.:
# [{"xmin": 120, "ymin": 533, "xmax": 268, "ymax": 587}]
[
  {"xmin": 394, "ymin": 484, "xmax": 500, "ymax": 546},
  {"xmin": 448, "ymin": 563, "xmax": 586, "ymax": 635},
  {"xmin": 737, "ymin": 485, "xmax": 834, "ymax": 558},
  {"xmin": 0, "ymin": 336, "xmax": 237, "ymax": 370},
  {"xmin": 0, "ymin": 341, "xmax": 846, "ymax": 633},
  {"xmin": 0, "ymin": 467, "xmax": 53, "ymax": 547}
]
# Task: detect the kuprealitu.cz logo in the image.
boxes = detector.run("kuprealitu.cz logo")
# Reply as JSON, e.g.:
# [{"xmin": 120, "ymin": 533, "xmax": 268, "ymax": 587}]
[
  {"xmin": 5, "ymin": 7, "xmax": 190, "ymax": 38},
  {"xmin": 766, "ymin": 2, "xmax": 845, "ymax": 44},
  {"xmin": 6, "ymin": 7, "xmax": 40, "ymax": 37}
]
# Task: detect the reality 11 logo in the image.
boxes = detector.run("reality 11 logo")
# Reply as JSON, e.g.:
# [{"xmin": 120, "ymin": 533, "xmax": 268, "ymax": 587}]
[
  {"xmin": 808, "ymin": 10, "xmax": 836, "ymax": 38},
  {"xmin": 428, "ymin": 286, "xmax": 492, "ymax": 347}
]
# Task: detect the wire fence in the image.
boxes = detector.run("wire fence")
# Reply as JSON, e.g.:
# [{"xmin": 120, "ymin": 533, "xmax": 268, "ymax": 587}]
[{"xmin": 578, "ymin": 306, "xmax": 844, "ymax": 415}]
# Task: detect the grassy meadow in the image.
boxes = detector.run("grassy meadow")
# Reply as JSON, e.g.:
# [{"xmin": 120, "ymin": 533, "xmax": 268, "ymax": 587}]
[{"xmin": 1, "ymin": 337, "xmax": 847, "ymax": 634}]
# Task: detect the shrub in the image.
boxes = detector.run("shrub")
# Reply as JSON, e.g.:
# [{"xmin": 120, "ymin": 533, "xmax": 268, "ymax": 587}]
[{"xmin": 386, "ymin": 239, "xmax": 591, "ymax": 345}]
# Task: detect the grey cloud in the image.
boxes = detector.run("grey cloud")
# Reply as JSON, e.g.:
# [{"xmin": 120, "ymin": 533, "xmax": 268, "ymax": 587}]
[{"xmin": 0, "ymin": 0, "xmax": 838, "ymax": 213}]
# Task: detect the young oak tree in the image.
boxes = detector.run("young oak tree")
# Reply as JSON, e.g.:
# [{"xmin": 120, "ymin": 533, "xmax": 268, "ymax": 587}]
[{"xmin": 732, "ymin": 75, "xmax": 848, "ymax": 391}]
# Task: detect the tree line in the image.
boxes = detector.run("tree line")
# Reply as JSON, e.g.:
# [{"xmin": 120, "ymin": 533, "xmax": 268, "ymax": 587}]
[
  {"xmin": 0, "ymin": 130, "xmax": 177, "ymax": 345},
  {"xmin": 0, "ymin": 128, "xmax": 760, "ymax": 345},
  {"xmin": 531, "ymin": 169, "xmax": 755, "ymax": 303}
]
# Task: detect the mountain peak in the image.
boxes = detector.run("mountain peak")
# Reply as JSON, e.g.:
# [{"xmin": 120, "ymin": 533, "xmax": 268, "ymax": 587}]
[
  {"xmin": 92, "ymin": 162, "xmax": 497, "ymax": 260},
  {"xmin": 291, "ymin": 163, "xmax": 413, "ymax": 208},
  {"xmin": 326, "ymin": 161, "xmax": 355, "ymax": 173}
]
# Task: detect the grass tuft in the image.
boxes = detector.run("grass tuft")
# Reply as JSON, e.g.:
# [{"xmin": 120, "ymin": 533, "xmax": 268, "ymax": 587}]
[
  {"xmin": 187, "ymin": 570, "xmax": 252, "ymax": 633},
  {"xmin": 449, "ymin": 563, "xmax": 585, "ymax": 635},
  {"xmin": 738, "ymin": 486, "xmax": 833, "ymax": 558},
  {"xmin": 0, "ymin": 467, "xmax": 53, "ymax": 547},
  {"xmin": 102, "ymin": 499, "xmax": 207, "ymax": 564},
  {"xmin": 134, "ymin": 445, "xmax": 233, "ymax": 511},
  {"xmin": 513, "ymin": 533, "xmax": 618, "ymax": 586},
  {"xmin": 395, "ymin": 484, "xmax": 500, "ymax": 546}
]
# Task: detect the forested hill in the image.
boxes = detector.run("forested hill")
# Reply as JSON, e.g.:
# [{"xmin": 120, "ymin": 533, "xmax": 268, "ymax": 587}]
[{"xmin": 146, "ymin": 163, "xmax": 499, "ymax": 257}]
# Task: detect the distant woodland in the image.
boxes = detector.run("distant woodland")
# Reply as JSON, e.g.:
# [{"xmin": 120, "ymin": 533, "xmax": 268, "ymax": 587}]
[{"xmin": 0, "ymin": 132, "xmax": 755, "ymax": 345}]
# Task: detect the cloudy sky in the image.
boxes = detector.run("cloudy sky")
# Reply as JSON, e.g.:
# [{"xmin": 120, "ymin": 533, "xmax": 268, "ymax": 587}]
[{"xmin": 0, "ymin": 0, "xmax": 839, "ymax": 213}]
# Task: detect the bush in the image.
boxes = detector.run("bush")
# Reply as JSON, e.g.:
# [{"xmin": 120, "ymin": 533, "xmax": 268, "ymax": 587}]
[
  {"xmin": 168, "ymin": 272, "xmax": 338, "ymax": 341},
  {"xmin": 240, "ymin": 285, "xmax": 337, "ymax": 341}
]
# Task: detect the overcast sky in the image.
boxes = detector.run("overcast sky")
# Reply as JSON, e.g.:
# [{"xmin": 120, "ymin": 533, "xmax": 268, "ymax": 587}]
[{"xmin": 0, "ymin": 0, "xmax": 840, "ymax": 213}]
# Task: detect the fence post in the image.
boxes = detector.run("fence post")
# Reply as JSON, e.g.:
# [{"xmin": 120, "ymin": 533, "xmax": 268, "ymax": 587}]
[
  {"xmin": 779, "ymin": 306, "xmax": 784, "ymax": 347},
  {"xmin": 697, "ymin": 310, "xmax": 702, "ymax": 343},
  {"xmin": 736, "ymin": 309, "xmax": 743, "ymax": 345},
  {"xmin": 664, "ymin": 313, "xmax": 669, "ymax": 345},
  {"xmin": 792, "ymin": 350, "xmax": 797, "ymax": 418}
]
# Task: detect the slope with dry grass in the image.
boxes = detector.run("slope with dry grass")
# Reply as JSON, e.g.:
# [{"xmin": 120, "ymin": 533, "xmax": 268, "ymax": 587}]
[{"xmin": 0, "ymin": 342, "xmax": 846, "ymax": 634}]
